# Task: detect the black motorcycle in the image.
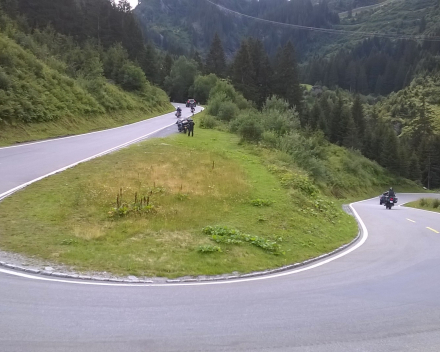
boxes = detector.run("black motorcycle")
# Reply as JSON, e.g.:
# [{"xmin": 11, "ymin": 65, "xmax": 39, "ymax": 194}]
[{"xmin": 383, "ymin": 195, "xmax": 398, "ymax": 209}]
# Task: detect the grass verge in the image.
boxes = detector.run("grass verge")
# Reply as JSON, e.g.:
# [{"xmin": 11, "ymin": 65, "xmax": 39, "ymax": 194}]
[
  {"xmin": 0, "ymin": 115, "xmax": 359, "ymax": 278},
  {"xmin": 404, "ymin": 197, "xmax": 440, "ymax": 213},
  {"xmin": 0, "ymin": 105, "xmax": 174, "ymax": 147}
]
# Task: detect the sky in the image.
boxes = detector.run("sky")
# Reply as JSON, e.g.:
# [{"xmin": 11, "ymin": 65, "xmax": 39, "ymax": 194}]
[{"xmin": 124, "ymin": 0, "xmax": 139, "ymax": 9}]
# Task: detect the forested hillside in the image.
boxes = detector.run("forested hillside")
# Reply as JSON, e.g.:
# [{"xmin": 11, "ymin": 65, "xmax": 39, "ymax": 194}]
[
  {"xmin": 0, "ymin": 0, "xmax": 171, "ymax": 144},
  {"xmin": 135, "ymin": 0, "xmax": 340, "ymax": 57}
]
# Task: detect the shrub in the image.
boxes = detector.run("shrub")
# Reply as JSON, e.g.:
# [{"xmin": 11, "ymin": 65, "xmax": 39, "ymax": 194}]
[
  {"xmin": 191, "ymin": 74, "xmax": 218, "ymax": 104},
  {"xmin": 199, "ymin": 114, "xmax": 217, "ymax": 129},
  {"xmin": 419, "ymin": 198, "xmax": 427, "ymax": 207},
  {"xmin": 218, "ymin": 101, "xmax": 239, "ymax": 121},
  {"xmin": 432, "ymin": 198, "xmax": 440, "ymax": 208},
  {"xmin": 0, "ymin": 69, "xmax": 10, "ymax": 90},
  {"xmin": 207, "ymin": 92, "xmax": 228, "ymax": 116},
  {"xmin": 230, "ymin": 113, "xmax": 263, "ymax": 142},
  {"xmin": 261, "ymin": 131, "xmax": 278, "ymax": 148},
  {"xmin": 118, "ymin": 63, "xmax": 147, "ymax": 91},
  {"xmin": 251, "ymin": 199, "xmax": 273, "ymax": 207},
  {"xmin": 198, "ymin": 245, "xmax": 222, "ymax": 253},
  {"xmin": 202, "ymin": 226, "xmax": 283, "ymax": 255}
]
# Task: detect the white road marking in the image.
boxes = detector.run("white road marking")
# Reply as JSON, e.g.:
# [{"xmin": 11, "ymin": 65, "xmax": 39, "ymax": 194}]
[
  {"xmin": 0, "ymin": 104, "xmax": 191, "ymax": 151},
  {"xmin": 0, "ymin": 123, "xmax": 176, "ymax": 201},
  {"xmin": 0, "ymin": 203, "xmax": 369, "ymax": 286},
  {"xmin": 406, "ymin": 219, "xmax": 416, "ymax": 223}
]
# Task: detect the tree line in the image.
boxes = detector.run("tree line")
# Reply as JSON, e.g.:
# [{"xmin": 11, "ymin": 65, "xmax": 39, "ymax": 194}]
[
  {"xmin": 134, "ymin": 0, "xmax": 340, "ymax": 57},
  {"xmin": 303, "ymin": 37, "xmax": 440, "ymax": 96},
  {"xmin": 197, "ymin": 33, "xmax": 440, "ymax": 188}
]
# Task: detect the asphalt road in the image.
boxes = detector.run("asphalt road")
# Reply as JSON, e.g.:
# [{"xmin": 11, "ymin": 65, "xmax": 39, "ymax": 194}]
[{"xmin": 1, "ymin": 110, "xmax": 440, "ymax": 351}]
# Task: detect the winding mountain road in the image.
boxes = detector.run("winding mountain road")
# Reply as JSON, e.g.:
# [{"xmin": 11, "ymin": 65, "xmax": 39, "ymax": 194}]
[{"xmin": 1, "ymin": 107, "xmax": 440, "ymax": 351}]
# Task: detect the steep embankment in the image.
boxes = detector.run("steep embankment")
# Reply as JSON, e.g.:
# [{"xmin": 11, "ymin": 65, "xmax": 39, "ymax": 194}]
[{"xmin": 0, "ymin": 27, "xmax": 171, "ymax": 146}]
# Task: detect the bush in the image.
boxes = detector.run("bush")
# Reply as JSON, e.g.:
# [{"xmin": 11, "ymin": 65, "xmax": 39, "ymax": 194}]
[
  {"xmin": 199, "ymin": 114, "xmax": 217, "ymax": 129},
  {"xmin": 118, "ymin": 63, "xmax": 147, "ymax": 91},
  {"xmin": 0, "ymin": 69, "xmax": 10, "ymax": 90},
  {"xmin": 218, "ymin": 101, "xmax": 239, "ymax": 121},
  {"xmin": 238, "ymin": 117, "xmax": 263, "ymax": 142},
  {"xmin": 191, "ymin": 74, "xmax": 218, "ymax": 104},
  {"xmin": 261, "ymin": 131, "xmax": 278, "ymax": 148},
  {"xmin": 207, "ymin": 92, "xmax": 228, "ymax": 116},
  {"xmin": 433, "ymin": 198, "xmax": 440, "ymax": 209}
]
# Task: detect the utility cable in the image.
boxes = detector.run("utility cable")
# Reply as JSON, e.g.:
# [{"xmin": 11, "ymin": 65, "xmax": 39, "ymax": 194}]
[{"xmin": 203, "ymin": 0, "xmax": 440, "ymax": 42}]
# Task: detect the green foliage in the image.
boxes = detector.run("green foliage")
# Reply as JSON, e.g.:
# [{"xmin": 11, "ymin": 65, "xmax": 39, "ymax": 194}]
[
  {"xmin": 202, "ymin": 226, "xmax": 283, "ymax": 255},
  {"xmin": 218, "ymin": 101, "xmax": 239, "ymax": 122},
  {"xmin": 0, "ymin": 20, "xmax": 170, "ymax": 128},
  {"xmin": 118, "ymin": 63, "xmax": 148, "ymax": 92},
  {"xmin": 190, "ymin": 74, "xmax": 219, "ymax": 104},
  {"xmin": 197, "ymin": 245, "xmax": 222, "ymax": 254},
  {"xmin": 199, "ymin": 114, "xmax": 217, "ymax": 129},
  {"xmin": 250, "ymin": 199, "xmax": 273, "ymax": 207},
  {"xmin": 164, "ymin": 56, "xmax": 198, "ymax": 102},
  {"xmin": 135, "ymin": 0, "xmax": 339, "ymax": 57},
  {"xmin": 205, "ymin": 33, "xmax": 226, "ymax": 78},
  {"xmin": 231, "ymin": 113, "xmax": 264, "ymax": 142},
  {"xmin": 109, "ymin": 190, "xmax": 156, "ymax": 218}
]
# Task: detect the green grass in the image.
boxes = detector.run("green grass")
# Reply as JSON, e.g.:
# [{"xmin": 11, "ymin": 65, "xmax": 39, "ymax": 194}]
[
  {"xmin": 0, "ymin": 114, "xmax": 359, "ymax": 278},
  {"xmin": 404, "ymin": 197, "xmax": 440, "ymax": 213}
]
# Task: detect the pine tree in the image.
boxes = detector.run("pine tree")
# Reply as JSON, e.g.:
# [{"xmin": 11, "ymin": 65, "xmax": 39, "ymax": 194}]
[
  {"xmin": 351, "ymin": 94, "xmax": 365, "ymax": 140},
  {"xmin": 140, "ymin": 42, "xmax": 158, "ymax": 84},
  {"xmin": 232, "ymin": 40, "xmax": 257, "ymax": 102},
  {"xmin": 408, "ymin": 152, "xmax": 421, "ymax": 181},
  {"xmin": 329, "ymin": 95, "xmax": 344, "ymax": 144},
  {"xmin": 205, "ymin": 33, "xmax": 226, "ymax": 78},
  {"xmin": 160, "ymin": 53, "xmax": 173, "ymax": 87},
  {"xmin": 309, "ymin": 101, "xmax": 322, "ymax": 130},
  {"xmin": 192, "ymin": 51, "xmax": 204, "ymax": 73},
  {"xmin": 248, "ymin": 38, "xmax": 272, "ymax": 109},
  {"xmin": 273, "ymin": 41, "xmax": 302, "ymax": 111},
  {"xmin": 343, "ymin": 116, "xmax": 360, "ymax": 149}
]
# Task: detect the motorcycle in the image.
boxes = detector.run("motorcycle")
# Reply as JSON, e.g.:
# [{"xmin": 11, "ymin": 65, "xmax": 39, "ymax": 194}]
[
  {"xmin": 176, "ymin": 118, "xmax": 188, "ymax": 133},
  {"xmin": 175, "ymin": 110, "xmax": 182, "ymax": 118},
  {"xmin": 383, "ymin": 195, "xmax": 398, "ymax": 210},
  {"xmin": 190, "ymin": 106, "xmax": 195, "ymax": 114}
]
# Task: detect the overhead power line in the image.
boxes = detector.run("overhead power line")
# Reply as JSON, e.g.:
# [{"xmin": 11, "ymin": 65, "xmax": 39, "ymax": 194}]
[{"xmin": 204, "ymin": 0, "xmax": 440, "ymax": 42}]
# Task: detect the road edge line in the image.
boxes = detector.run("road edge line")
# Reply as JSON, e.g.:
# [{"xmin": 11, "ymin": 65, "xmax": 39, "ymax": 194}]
[{"xmin": 0, "ymin": 201, "xmax": 369, "ymax": 286}]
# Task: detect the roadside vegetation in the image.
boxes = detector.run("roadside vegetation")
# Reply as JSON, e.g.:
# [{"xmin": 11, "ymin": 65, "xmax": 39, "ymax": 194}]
[
  {"xmin": 404, "ymin": 197, "xmax": 440, "ymax": 213},
  {"xmin": 0, "ymin": 81, "xmax": 420, "ymax": 278},
  {"xmin": 0, "ymin": 1, "xmax": 172, "ymax": 146}
]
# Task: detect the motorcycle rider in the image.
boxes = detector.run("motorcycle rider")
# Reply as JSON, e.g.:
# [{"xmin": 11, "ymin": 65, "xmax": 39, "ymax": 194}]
[
  {"xmin": 176, "ymin": 106, "xmax": 182, "ymax": 118},
  {"xmin": 388, "ymin": 187, "xmax": 395, "ymax": 197},
  {"xmin": 187, "ymin": 117, "xmax": 195, "ymax": 137}
]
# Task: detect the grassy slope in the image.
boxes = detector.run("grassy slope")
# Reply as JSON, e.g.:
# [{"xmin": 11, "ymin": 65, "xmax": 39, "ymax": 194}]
[
  {"xmin": 0, "ymin": 111, "xmax": 422, "ymax": 278},
  {"xmin": 0, "ymin": 32, "xmax": 173, "ymax": 146}
]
